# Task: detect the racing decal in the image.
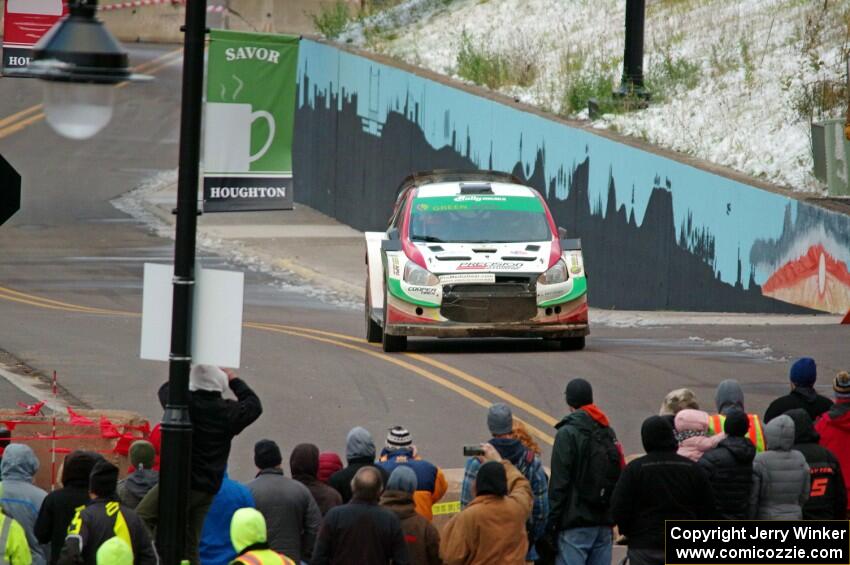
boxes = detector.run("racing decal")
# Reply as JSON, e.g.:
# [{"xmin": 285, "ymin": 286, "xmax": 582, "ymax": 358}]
[
  {"xmin": 390, "ymin": 255, "xmax": 401, "ymax": 278},
  {"xmin": 456, "ymin": 262, "xmax": 524, "ymax": 271},
  {"xmin": 538, "ymin": 276, "xmax": 588, "ymax": 307},
  {"xmin": 568, "ymin": 252, "xmax": 583, "ymax": 275},
  {"xmin": 406, "ymin": 286, "xmax": 439, "ymax": 296},
  {"xmin": 413, "ymin": 195, "xmax": 544, "ymax": 213},
  {"xmin": 388, "ymin": 278, "xmax": 441, "ymax": 307},
  {"xmin": 440, "ymin": 273, "xmax": 496, "ymax": 284}
]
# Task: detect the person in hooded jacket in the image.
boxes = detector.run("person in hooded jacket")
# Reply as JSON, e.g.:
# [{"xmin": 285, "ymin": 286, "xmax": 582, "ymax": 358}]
[
  {"xmin": 697, "ymin": 409, "xmax": 755, "ymax": 520},
  {"xmin": 317, "ymin": 453, "xmax": 342, "ymax": 485},
  {"xmin": 707, "ymin": 379, "xmax": 765, "ymax": 452},
  {"xmin": 116, "ymin": 441, "xmax": 158, "ymax": 510},
  {"xmin": 377, "ymin": 426, "xmax": 447, "ymax": 521},
  {"xmin": 200, "ymin": 472, "xmax": 255, "ymax": 565},
  {"xmin": 611, "ymin": 416, "xmax": 715, "ymax": 565},
  {"xmin": 229, "ymin": 508, "xmax": 296, "ymax": 565},
  {"xmin": 379, "ymin": 467, "xmax": 441, "ymax": 565},
  {"xmin": 1, "ymin": 444, "xmax": 48, "ymax": 565},
  {"xmin": 674, "ymin": 409, "xmax": 723, "ymax": 462},
  {"xmin": 58, "ymin": 460, "xmax": 157, "ymax": 565},
  {"xmin": 328, "ymin": 428, "xmax": 389, "ymax": 504},
  {"xmin": 749, "ymin": 414, "xmax": 810, "ymax": 520},
  {"xmin": 0, "ymin": 507, "xmax": 32, "ymax": 565},
  {"xmin": 94, "ymin": 538, "xmax": 131, "ymax": 565},
  {"xmin": 764, "ymin": 358, "xmax": 833, "ymax": 424},
  {"xmin": 136, "ymin": 365, "xmax": 262, "ymax": 565},
  {"xmin": 289, "ymin": 443, "xmax": 341, "ymax": 516},
  {"xmin": 35, "ymin": 451, "xmax": 102, "ymax": 565},
  {"xmin": 548, "ymin": 379, "xmax": 623, "ymax": 565},
  {"xmin": 814, "ymin": 372, "xmax": 850, "ymax": 518},
  {"xmin": 460, "ymin": 403, "xmax": 548, "ymax": 563},
  {"xmin": 784, "ymin": 408, "xmax": 846, "ymax": 519}
]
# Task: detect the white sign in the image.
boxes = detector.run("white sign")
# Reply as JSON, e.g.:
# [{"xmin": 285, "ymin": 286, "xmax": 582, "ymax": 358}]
[
  {"xmin": 7, "ymin": 0, "xmax": 63, "ymax": 15},
  {"xmin": 140, "ymin": 263, "xmax": 245, "ymax": 368}
]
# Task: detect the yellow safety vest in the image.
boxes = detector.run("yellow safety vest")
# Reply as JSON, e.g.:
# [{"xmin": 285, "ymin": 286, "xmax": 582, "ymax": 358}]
[
  {"xmin": 232, "ymin": 549, "xmax": 296, "ymax": 565},
  {"xmin": 708, "ymin": 413, "xmax": 765, "ymax": 452}
]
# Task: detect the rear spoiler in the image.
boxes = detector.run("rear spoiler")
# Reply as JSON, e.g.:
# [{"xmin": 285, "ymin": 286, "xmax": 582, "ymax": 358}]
[{"xmin": 561, "ymin": 238, "xmax": 582, "ymax": 251}]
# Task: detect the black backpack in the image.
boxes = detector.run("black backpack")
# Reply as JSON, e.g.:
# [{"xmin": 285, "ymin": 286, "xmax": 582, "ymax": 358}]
[{"xmin": 577, "ymin": 423, "xmax": 622, "ymax": 509}]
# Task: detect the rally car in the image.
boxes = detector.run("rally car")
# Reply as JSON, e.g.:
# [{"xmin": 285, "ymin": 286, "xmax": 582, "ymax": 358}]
[{"xmin": 365, "ymin": 171, "xmax": 589, "ymax": 352}]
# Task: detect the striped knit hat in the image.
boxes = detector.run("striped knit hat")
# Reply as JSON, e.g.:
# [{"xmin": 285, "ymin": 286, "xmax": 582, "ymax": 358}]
[
  {"xmin": 834, "ymin": 371, "xmax": 850, "ymax": 400},
  {"xmin": 386, "ymin": 426, "xmax": 412, "ymax": 450}
]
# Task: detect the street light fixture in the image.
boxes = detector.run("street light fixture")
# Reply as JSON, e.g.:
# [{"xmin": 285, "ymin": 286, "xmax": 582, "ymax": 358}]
[{"xmin": 18, "ymin": 0, "xmax": 209, "ymax": 563}]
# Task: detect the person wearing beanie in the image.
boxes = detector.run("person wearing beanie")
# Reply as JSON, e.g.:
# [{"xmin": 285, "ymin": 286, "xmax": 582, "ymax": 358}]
[
  {"xmin": 380, "ymin": 467, "xmax": 441, "ymax": 565},
  {"xmin": 460, "ymin": 403, "xmax": 549, "ymax": 562},
  {"xmin": 229, "ymin": 508, "xmax": 296, "ymax": 565},
  {"xmin": 328, "ymin": 427, "xmax": 389, "ymax": 504},
  {"xmin": 35, "ymin": 451, "xmax": 102, "ymax": 565},
  {"xmin": 764, "ymin": 358, "xmax": 833, "ymax": 424},
  {"xmin": 548, "ymin": 378, "xmax": 623, "ymax": 565},
  {"xmin": 698, "ymin": 409, "xmax": 756, "ymax": 519},
  {"xmin": 246, "ymin": 440, "xmax": 321, "ymax": 563},
  {"xmin": 317, "ymin": 452, "xmax": 343, "ymax": 484},
  {"xmin": 289, "ymin": 443, "xmax": 342, "ymax": 516},
  {"xmin": 815, "ymin": 371, "xmax": 850, "ymax": 518},
  {"xmin": 659, "ymin": 388, "xmax": 699, "ymax": 417},
  {"xmin": 116, "ymin": 441, "xmax": 158, "ymax": 510},
  {"xmin": 57, "ymin": 460, "xmax": 158, "ymax": 565},
  {"xmin": 199, "ymin": 472, "xmax": 255, "ymax": 565},
  {"xmin": 707, "ymin": 379, "xmax": 767, "ymax": 453},
  {"xmin": 377, "ymin": 426, "xmax": 447, "ymax": 521},
  {"xmin": 612, "ymin": 416, "xmax": 715, "ymax": 565},
  {"xmin": 135, "ymin": 366, "xmax": 261, "ymax": 565},
  {"xmin": 442, "ymin": 443, "xmax": 532, "ymax": 565},
  {"xmin": 1, "ymin": 443, "xmax": 48, "ymax": 565},
  {"xmin": 784, "ymin": 408, "xmax": 847, "ymax": 519},
  {"xmin": 749, "ymin": 414, "xmax": 810, "ymax": 520}
]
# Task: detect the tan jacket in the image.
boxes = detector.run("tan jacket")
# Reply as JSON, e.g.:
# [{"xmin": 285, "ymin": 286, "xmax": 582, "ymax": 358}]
[{"xmin": 439, "ymin": 461, "xmax": 533, "ymax": 565}]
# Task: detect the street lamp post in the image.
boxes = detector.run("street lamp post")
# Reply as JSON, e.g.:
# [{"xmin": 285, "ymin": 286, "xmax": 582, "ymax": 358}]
[
  {"xmin": 615, "ymin": 0, "xmax": 649, "ymax": 99},
  {"xmin": 16, "ymin": 1, "xmax": 208, "ymax": 563}
]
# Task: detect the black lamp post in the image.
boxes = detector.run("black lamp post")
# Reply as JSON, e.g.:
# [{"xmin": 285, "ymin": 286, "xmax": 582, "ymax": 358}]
[
  {"xmin": 17, "ymin": 1, "xmax": 208, "ymax": 563},
  {"xmin": 615, "ymin": 0, "xmax": 649, "ymax": 99}
]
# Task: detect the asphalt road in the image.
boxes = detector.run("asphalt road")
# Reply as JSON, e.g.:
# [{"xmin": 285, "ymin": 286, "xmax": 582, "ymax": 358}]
[{"xmin": 0, "ymin": 43, "xmax": 847, "ymax": 484}]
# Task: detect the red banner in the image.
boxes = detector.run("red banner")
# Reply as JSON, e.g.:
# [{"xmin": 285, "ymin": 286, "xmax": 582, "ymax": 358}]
[{"xmin": 2, "ymin": 0, "xmax": 68, "ymax": 72}]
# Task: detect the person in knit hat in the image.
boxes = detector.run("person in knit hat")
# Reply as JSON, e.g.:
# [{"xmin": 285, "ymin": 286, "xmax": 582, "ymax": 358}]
[
  {"xmin": 815, "ymin": 371, "xmax": 850, "ymax": 518},
  {"xmin": 117, "ymin": 441, "xmax": 158, "ymax": 509},
  {"xmin": 698, "ymin": 409, "xmax": 756, "ymax": 519},
  {"xmin": 764, "ymin": 357, "xmax": 833, "ymax": 423},
  {"xmin": 57, "ymin": 460, "xmax": 158, "ymax": 565},
  {"xmin": 707, "ymin": 379, "xmax": 766, "ymax": 452},
  {"xmin": 659, "ymin": 388, "xmax": 699, "ymax": 418},
  {"xmin": 460, "ymin": 403, "xmax": 549, "ymax": 562},
  {"xmin": 377, "ymin": 426, "xmax": 447, "ymax": 521},
  {"xmin": 380, "ymin": 467, "xmax": 441, "ymax": 565}
]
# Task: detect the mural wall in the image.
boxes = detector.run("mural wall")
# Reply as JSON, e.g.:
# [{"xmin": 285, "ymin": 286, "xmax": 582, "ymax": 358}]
[{"xmin": 293, "ymin": 39, "xmax": 850, "ymax": 314}]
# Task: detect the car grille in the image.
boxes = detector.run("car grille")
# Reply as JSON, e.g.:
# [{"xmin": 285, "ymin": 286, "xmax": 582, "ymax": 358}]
[{"xmin": 441, "ymin": 281, "xmax": 537, "ymax": 323}]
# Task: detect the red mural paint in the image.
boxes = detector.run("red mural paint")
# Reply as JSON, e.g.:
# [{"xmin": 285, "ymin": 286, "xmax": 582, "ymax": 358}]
[{"xmin": 762, "ymin": 244, "xmax": 850, "ymax": 313}]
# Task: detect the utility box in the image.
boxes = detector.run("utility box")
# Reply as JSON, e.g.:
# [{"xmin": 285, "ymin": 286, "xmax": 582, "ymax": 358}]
[{"xmin": 812, "ymin": 119, "xmax": 850, "ymax": 196}]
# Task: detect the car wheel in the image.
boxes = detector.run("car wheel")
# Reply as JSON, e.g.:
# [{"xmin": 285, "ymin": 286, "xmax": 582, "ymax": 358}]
[
  {"xmin": 365, "ymin": 278, "xmax": 383, "ymax": 343},
  {"xmin": 559, "ymin": 337, "xmax": 586, "ymax": 351},
  {"xmin": 382, "ymin": 284, "xmax": 407, "ymax": 353}
]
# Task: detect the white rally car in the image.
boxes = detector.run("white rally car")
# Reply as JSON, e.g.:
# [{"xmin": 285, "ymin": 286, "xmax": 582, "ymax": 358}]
[{"xmin": 365, "ymin": 171, "xmax": 589, "ymax": 352}]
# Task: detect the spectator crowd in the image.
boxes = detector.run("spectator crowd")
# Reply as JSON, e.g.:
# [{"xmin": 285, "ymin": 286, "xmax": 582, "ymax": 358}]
[{"xmin": 0, "ymin": 358, "xmax": 847, "ymax": 565}]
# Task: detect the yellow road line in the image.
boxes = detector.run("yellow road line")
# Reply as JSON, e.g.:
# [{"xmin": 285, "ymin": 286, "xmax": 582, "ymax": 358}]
[{"xmin": 0, "ymin": 104, "xmax": 42, "ymax": 130}]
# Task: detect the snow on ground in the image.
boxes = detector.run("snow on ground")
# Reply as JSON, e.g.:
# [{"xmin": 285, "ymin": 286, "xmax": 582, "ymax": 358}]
[{"xmin": 339, "ymin": 0, "xmax": 849, "ymax": 193}]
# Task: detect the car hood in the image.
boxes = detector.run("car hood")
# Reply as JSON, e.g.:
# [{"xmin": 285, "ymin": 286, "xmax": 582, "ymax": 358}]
[{"xmin": 414, "ymin": 240, "xmax": 553, "ymax": 275}]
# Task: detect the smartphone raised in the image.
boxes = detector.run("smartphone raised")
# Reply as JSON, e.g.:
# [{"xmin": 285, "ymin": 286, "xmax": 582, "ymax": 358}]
[{"xmin": 462, "ymin": 444, "xmax": 485, "ymax": 457}]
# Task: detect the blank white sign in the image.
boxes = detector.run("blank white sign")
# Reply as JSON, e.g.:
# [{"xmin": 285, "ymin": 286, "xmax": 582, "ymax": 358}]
[
  {"xmin": 140, "ymin": 263, "xmax": 244, "ymax": 368},
  {"xmin": 7, "ymin": 0, "xmax": 63, "ymax": 15}
]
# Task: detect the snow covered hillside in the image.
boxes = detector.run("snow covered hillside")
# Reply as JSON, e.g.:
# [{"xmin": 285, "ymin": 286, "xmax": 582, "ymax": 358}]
[{"xmin": 335, "ymin": 0, "xmax": 849, "ymax": 193}]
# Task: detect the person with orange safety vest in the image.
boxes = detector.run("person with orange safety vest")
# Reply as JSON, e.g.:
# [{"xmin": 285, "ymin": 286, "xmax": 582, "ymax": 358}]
[
  {"xmin": 707, "ymin": 379, "xmax": 766, "ymax": 452},
  {"xmin": 229, "ymin": 508, "xmax": 296, "ymax": 565}
]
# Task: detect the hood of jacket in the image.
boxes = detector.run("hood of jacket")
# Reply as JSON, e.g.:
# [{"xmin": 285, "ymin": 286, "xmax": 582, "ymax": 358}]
[
  {"xmin": 555, "ymin": 404, "xmax": 610, "ymax": 432},
  {"xmin": 231, "ymin": 508, "xmax": 267, "ymax": 554},
  {"xmin": 488, "ymin": 437, "xmax": 526, "ymax": 465},
  {"xmin": 290, "ymin": 443, "xmax": 319, "ymax": 481},
  {"xmin": 784, "ymin": 408, "xmax": 820, "ymax": 444},
  {"xmin": 380, "ymin": 489, "xmax": 417, "ymax": 519},
  {"xmin": 765, "ymin": 414, "xmax": 795, "ymax": 451},
  {"xmin": 674, "ymin": 409, "xmax": 710, "ymax": 432},
  {"xmin": 123, "ymin": 468, "xmax": 159, "ymax": 497},
  {"xmin": 62, "ymin": 451, "xmax": 101, "ymax": 488},
  {"xmin": 718, "ymin": 435, "xmax": 756, "ymax": 463},
  {"xmin": 642, "ymin": 415, "xmax": 678, "ymax": 453},
  {"xmin": 345, "ymin": 427, "xmax": 376, "ymax": 461},
  {"xmin": 96, "ymin": 537, "xmax": 133, "ymax": 565},
  {"xmin": 0, "ymin": 443, "xmax": 39, "ymax": 482},
  {"xmin": 824, "ymin": 401, "xmax": 850, "ymax": 428},
  {"xmin": 715, "ymin": 379, "xmax": 745, "ymax": 415}
]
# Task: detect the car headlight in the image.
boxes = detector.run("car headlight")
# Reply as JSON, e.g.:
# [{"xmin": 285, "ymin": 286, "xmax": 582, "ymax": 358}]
[
  {"xmin": 403, "ymin": 262, "xmax": 439, "ymax": 286},
  {"xmin": 538, "ymin": 260, "xmax": 568, "ymax": 285}
]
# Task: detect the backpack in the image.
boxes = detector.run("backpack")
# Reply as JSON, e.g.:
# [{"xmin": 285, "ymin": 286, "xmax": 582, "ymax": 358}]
[{"xmin": 576, "ymin": 423, "xmax": 622, "ymax": 509}]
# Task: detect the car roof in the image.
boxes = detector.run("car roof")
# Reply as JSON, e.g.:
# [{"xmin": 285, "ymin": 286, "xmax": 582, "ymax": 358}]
[{"xmin": 414, "ymin": 182, "xmax": 538, "ymax": 198}]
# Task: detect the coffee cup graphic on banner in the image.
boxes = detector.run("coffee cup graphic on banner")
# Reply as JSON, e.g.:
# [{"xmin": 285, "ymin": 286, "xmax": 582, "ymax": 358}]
[{"xmin": 204, "ymin": 102, "xmax": 276, "ymax": 174}]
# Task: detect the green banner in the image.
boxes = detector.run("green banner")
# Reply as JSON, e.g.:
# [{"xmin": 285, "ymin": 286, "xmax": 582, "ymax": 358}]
[{"xmin": 203, "ymin": 30, "xmax": 299, "ymax": 212}]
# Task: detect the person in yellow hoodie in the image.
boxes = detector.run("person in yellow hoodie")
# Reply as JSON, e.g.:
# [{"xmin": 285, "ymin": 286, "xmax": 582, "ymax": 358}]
[
  {"xmin": 0, "ymin": 505, "xmax": 32, "ymax": 565},
  {"xmin": 95, "ymin": 538, "xmax": 131, "ymax": 565},
  {"xmin": 229, "ymin": 508, "xmax": 296, "ymax": 565}
]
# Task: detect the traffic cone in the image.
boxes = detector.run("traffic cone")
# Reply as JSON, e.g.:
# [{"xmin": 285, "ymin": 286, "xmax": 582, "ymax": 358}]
[{"xmin": 842, "ymin": 309, "xmax": 850, "ymax": 324}]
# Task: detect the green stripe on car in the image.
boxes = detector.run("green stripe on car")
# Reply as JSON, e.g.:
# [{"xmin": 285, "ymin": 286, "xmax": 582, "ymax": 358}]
[
  {"xmin": 538, "ymin": 276, "xmax": 588, "ymax": 307},
  {"xmin": 388, "ymin": 277, "xmax": 440, "ymax": 308}
]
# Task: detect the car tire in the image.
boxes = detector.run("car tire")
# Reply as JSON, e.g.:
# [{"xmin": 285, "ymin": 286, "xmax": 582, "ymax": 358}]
[
  {"xmin": 365, "ymin": 278, "xmax": 383, "ymax": 343},
  {"xmin": 382, "ymin": 284, "xmax": 407, "ymax": 353},
  {"xmin": 559, "ymin": 337, "xmax": 586, "ymax": 351}
]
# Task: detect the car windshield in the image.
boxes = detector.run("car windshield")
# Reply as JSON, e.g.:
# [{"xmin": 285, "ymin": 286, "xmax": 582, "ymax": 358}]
[{"xmin": 408, "ymin": 194, "xmax": 552, "ymax": 243}]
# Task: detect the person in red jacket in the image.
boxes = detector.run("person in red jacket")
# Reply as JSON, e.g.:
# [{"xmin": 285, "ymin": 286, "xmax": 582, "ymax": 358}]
[{"xmin": 814, "ymin": 371, "xmax": 850, "ymax": 519}]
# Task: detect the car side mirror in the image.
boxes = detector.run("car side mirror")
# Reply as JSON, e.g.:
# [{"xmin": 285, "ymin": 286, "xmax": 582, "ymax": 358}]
[
  {"xmin": 558, "ymin": 227, "xmax": 567, "ymax": 239},
  {"xmin": 387, "ymin": 227, "xmax": 400, "ymax": 240}
]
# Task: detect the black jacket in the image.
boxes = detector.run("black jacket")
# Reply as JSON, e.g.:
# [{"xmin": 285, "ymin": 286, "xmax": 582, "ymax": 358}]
[
  {"xmin": 158, "ymin": 378, "xmax": 262, "ymax": 494},
  {"xmin": 698, "ymin": 436, "xmax": 755, "ymax": 519},
  {"xmin": 548, "ymin": 409, "xmax": 619, "ymax": 530},
  {"xmin": 612, "ymin": 451, "xmax": 715, "ymax": 549},
  {"xmin": 764, "ymin": 388, "xmax": 832, "ymax": 424},
  {"xmin": 312, "ymin": 499, "xmax": 409, "ymax": 565},
  {"xmin": 327, "ymin": 460, "xmax": 389, "ymax": 504},
  {"xmin": 785, "ymin": 408, "xmax": 847, "ymax": 519},
  {"xmin": 57, "ymin": 498, "xmax": 158, "ymax": 565}
]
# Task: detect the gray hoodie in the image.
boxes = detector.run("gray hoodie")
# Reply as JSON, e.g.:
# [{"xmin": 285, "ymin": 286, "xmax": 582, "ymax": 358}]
[
  {"xmin": 715, "ymin": 379, "xmax": 745, "ymax": 415},
  {"xmin": 345, "ymin": 427, "xmax": 376, "ymax": 461},
  {"xmin": 1, "ymin": 444, "xmax": 49, "ymax": 565},
  {"xmin": 749, "ymin": 415, "xmax": 810, "ymax": 519}
]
